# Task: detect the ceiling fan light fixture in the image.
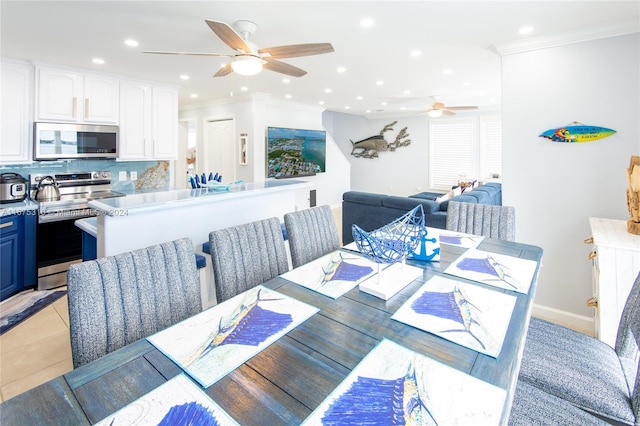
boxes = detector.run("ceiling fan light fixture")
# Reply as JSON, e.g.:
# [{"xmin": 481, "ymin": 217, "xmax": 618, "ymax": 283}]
[
  {"xmin": 427, "ymin": 109, "xmax": 443, "ymax": 118},
  {"xmin": 231, "ymin": 55, "xmax": 263, "ymax": 76}
]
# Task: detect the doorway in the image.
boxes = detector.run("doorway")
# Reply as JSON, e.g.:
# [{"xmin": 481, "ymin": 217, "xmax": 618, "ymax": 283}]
[{"xmin": 205, "ymin": 119, "xmax": 235, "ymax": 183}]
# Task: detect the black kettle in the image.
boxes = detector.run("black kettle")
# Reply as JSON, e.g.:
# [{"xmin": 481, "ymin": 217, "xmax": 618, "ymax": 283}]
[{"xmin": 35, "ymin": 176, "xmax": 61, "ymax": 201}]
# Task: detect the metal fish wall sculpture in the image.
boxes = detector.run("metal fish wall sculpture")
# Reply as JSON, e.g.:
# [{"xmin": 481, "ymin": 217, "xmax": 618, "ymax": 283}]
[
  {"xmin": 410, "ymin": 287, "xmax": 485, "ymax": 350},
  {"xmin": 321, "ymin": 361, "xmax": 437, "ymax": 425},
  {"xmin": 184, "ymin": 289, "xmax": 292, "ymax": 366},
  {"xmin": 350, "ymin": 121, "xmax": 411, "ymax": 159}
]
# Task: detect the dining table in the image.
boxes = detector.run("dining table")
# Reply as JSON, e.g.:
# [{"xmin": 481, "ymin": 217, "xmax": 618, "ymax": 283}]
[{"xmin": 0, "ymin": 236, "xmax": 543, "ymax": 425}]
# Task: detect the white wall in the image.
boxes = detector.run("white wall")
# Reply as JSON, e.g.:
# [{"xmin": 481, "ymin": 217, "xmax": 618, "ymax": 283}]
[
  {"xmin": 323, "ymin": 111, "xmax": 430, "ymax": 196},
  {"xmin": 180, "ymin": 95, "xmax": 351, "ymax": 209},
  {"xmin": 502, "ymin": 33, "xmax": 640, "ymax": 329}
]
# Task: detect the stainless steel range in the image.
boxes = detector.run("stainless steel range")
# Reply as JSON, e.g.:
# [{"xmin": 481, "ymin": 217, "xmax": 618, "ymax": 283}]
[{"xmin": 30, "ymin": 171, "xmax": 124, "ymax": 290}]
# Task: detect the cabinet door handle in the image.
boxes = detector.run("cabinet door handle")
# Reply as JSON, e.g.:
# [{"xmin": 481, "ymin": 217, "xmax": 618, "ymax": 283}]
[
  {"xmin": 584, "ymin": 237, "xmax": 594, "ymax": 244},
  {"xmin": 0, "ymin": 221, "xmax": 14, "ymax": 229},
  {"xmin": 85, "ymin": 98, "xmax": 89, "ymax": 120},
  {"xmin": 586, "ymin": 296, "xmax": 598, "ymax": 308},
  {"xmin": 588, "ymin": 249, "xmax": 597, "ymax": 260},
  {"xmin": 72, "ymin": 96, "xmax": 77, "ymax": 118}
]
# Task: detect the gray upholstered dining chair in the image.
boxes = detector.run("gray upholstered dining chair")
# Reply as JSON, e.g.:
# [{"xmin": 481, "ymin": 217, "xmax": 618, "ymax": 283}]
[
  {"xmin": 517, "ymin": 271, "xmax": 640, "ymax": 425},
  {"xmin": 446, "ymin": 201, "xmax": 516, "ymax": 241},
  {"xmin": 67, "ymin": 237, "xmax": 201, "ymax": 368},
  {"xmin": 509, "ymin": 380, "xmax": 609, "ymax": 425},
  {"xmin": 284, "ymin": 205, "xmax": 341, "ymax": 269},
  {"xmin": 209, "ymin": 217, "xmax": 289, "ymax": 303}
]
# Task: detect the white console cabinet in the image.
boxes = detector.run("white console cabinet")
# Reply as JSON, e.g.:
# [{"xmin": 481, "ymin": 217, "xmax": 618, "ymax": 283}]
[
  {"xmin": 587, "ymin": 217, "xmax": 640, "ymax": 347},
  {"xmin": 118, "ymin": 80, "xmax": 177, "ymax": 161},
  {"xmin": 1, "ymin": 60, "xmax": 32, "ymax": 164},
  {"xmin": 36, "ymin": 66, "xmax": 119, "ymax": 124}
]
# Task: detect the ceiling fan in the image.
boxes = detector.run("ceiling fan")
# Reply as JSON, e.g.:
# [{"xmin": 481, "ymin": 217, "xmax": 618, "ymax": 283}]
[
  {"xmin": 144, "ymin": 19, "xmax": 334, "ymax": 78},
  {"xmin": 426, "ymin": 101, "xmax": 478, "ymax": 117}
]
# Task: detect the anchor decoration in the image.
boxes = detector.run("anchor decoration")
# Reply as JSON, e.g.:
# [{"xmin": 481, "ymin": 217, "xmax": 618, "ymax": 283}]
[
  {"xmin": 410, "ymin": 228, "xmax": 440, "ymax": 262},
  {"xmin": 350, "ymin": 121, "xmax": 411, "ymax": 159}
]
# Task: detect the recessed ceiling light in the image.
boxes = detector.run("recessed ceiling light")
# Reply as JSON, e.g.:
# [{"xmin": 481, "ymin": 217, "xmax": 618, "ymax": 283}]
[
  {"xmin": 285, "ymin": 94, "xmax": 292, "ymax": 99},
  {"xmin": 356, "ymin": 96, "xmax": 363, "ymax": 100},
  {"xmin": 282, "ymin": 78, "xmax": 290, "ymax": 84},
  {"xmin": 345, "ymin": 106, "xmax": 350, "ymax": 110},
  {"xmin": 360, "ymin": 18, "xmax": 373, "ymax": 28},
  {"xmin": 463, "ymin": 81, "xmax": 471, "ymax": 87},
  {"xmin": 442, "ymin": 68, "xmax": 453, "ymax": 75},
  {"xmin": 324, "ymin": 88, "xmax": 332, "ymax": 93},
  {"xmin": 366, "ymin": 109, "xmax": 372, "ymax": 113},
  {"xmin": 400, "ymin": 106, "xmax": 407, "ymax": 110},
  {"xmin": 124, "ymin": 39, "xmax": 138, "ymax": 47},
  {"xmin": 404, "ymin": 90, "xmax": 411, "ymax": 95},
  {"xmin": 92, "ymin": 58, "xmax": 105, "ymax": 65},
  {"xmin": 180, "ymin": 74, "xmax": 189, "ymax": 80},
  {"xmin": 376, "ymin": 80, "xmax": 384, "ymax": 86},
  {"xmin": 240, "ymin": 86, "xmax": 248, "ymax": 91},
  {"xmin": 518, "ymin": 26, "xmax": 534, "ymax": 35},
  {"xmin": 319, "ymin": 101, "xmax": 325, "ymax": 105},
  {"xmin": 410, "ymin": 50, "xmax": 422, "ymax": 57},
  {"xmin": 337, "ymin": 66, "xmax": 346, "ymax": 73},
  {"xmin": 381, "ymin": 101, "xmax": 387, "ymax": 106},
  {"xmin": 190, "ymin": 93, "xmax": 198, "ymax": 98}
]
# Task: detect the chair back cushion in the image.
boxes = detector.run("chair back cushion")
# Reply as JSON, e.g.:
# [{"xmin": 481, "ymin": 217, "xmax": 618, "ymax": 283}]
[
  {"xmin": 615, "ymin": 271, "xmax": 640, "ymax": 420},
  {"xmin": 285, "ymin": 205, "xmax": 341, "ymax": 269},
  {"xmin": 67, "ymin": 238, "xmax": 201, "ymax": 368},
  {"xmin": 209, "ymin": 217, "xmax": 289, "ymax": 303},
  {"xmin": 446, "ymin": 201, "xmax": 515, "ymax": 241}
]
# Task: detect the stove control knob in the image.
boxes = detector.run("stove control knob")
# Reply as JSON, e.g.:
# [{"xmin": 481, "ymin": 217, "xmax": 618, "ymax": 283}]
[{"xmin": 102, "ymin": 172, "xmax": 109, "ymax": 179}]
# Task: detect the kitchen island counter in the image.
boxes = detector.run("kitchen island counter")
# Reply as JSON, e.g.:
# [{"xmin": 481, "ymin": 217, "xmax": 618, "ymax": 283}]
[{"xmin": 0, "ymin": 199, "xmax": 38, "ymax": 217}]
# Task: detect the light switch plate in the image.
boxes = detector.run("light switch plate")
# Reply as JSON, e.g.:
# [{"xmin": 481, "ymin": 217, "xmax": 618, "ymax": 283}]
[
  {"xmin": 130, "ymin": 171, "xmax": 138, "ymax": 181},
  {"xmin": 119, "ymin": 171, "xmax": 127, "ymax": 181}
]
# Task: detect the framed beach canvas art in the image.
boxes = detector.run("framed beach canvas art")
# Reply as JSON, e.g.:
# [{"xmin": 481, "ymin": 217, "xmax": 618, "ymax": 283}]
[
  {"xmin": 147, "ymin": 285, "xmax": 318, "ymax": 387},
  {"xmin": 444, "ymin": 248, "xmax": 537, "ymax": 294},
  {"xmin": 302, "ymin": 339, "xmax": 506, "ymax": 425},
  {"xmin": 281, "ymin": 250, "xmax": 381, "ymax": 299},
  {"xmin": 391, "ymin": 275, "xmax": 517, "ymax": 357},
  {"xmin": 95, "ymin": 374, "xmax": 238, "ymax": 425}
]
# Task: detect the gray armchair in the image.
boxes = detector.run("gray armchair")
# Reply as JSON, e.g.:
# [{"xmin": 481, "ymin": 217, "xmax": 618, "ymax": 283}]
[
  {"xmin": 517, "ymin": 272, "xmax": 640, "ymax": 425},
  {"xmin": 209, "ymin": 217, "xmax": 289, "ymax": 303},
  {"xmin": 446, "ymin": 201, "xmax": 516, "ymax": 241},
  {"xmin": 284, "ymin": 205, "xmax": 341, "ymax": 269},
  {"xmin": 67, "ymin": 238, "xmax": 201, "ymax": 368}
]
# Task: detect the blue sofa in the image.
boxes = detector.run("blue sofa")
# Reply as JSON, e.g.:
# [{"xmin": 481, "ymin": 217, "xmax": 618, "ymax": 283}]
[{"xmin": 341, "ymin": 182, "xmax": 502, "ymax": 244}]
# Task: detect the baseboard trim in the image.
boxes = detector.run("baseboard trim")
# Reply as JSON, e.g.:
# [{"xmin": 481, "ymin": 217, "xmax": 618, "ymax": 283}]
[{"xmin": 532, "ymin": 303, "xmax": 595, "ymax": 336}]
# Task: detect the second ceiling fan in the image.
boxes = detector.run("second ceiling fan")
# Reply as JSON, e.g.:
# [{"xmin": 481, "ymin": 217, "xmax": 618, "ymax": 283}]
[
  {"xmin": 144, "ymin": 19, "xmax": 334, "ymax": 77},
  {"xmin": 426, "ymin": 101, "xmax": 478, "ymax": 117}
]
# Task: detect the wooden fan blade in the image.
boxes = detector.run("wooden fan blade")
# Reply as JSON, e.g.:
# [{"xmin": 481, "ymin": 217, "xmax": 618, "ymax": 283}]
[
  {"xmin": 443, "ymin": 110, "xmax": 456, "ymax": 116},
  {"xmin": 205, "ymin": 20, "xmax": 250, "ymax": 53},
  {"xmin": 213, "ymin": 64, "xmax": 233, "ymax": 77},
  {"xmin": 259, "ymin": 43, "xmax": 334, "ymax": 59},
  {"xmin": 446, "ymin": 106, "xmax": 478, "ymax": 110},
  {"xmin": 263, "ymin": 59, "xmax": 307, "ymax": 77},
  {"xmin": 143, "ymin": 50, "xmax": 231, "ymax": 57}
]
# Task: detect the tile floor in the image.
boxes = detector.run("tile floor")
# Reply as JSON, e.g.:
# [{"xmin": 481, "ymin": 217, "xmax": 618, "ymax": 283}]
[{"xmin": 0, "ymin": 292, "xmax": 73, "ymax": 402}]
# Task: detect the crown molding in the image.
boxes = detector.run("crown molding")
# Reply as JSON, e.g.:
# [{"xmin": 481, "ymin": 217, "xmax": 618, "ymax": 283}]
[{"xmin": 491, "ymin": 18, "xmax": 639, "ymax": 56}]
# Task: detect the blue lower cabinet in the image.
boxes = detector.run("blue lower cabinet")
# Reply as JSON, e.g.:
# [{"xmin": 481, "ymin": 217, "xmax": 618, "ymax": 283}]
[
  {"xmin": 0, "ymin": 213, "xmax": 37, "ymax": 301},
  {"xmin": 82, "ymin": 231, "xmax": 97, "ymax": 261}
]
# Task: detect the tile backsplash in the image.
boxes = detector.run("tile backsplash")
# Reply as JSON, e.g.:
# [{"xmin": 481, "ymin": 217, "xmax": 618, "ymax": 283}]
[{"xmin": 0, "ymin": 159, "xmax": 171, "ymax": 192}]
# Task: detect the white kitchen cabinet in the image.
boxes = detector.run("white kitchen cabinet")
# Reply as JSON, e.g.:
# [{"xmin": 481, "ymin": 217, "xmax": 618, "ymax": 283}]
[
  {"xmin": 1, "ymin": 60, "xmax": 32, "ymax": 164},
  {"xmin": 587, "ymin": 217, "xmax": 640, "ymax": 347},
  {"xmin": 36, "ymin": 66, "xmax": 119, "ymax": 124},
  {"xmin": 118, "ymin": 81, "xmax": 177, "ymax": 160}
]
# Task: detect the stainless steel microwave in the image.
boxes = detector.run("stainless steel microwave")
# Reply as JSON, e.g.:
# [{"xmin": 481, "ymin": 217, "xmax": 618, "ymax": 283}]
[{"xmin": 33, "ymin": 122, "xmax": 118, "ymax": 160}]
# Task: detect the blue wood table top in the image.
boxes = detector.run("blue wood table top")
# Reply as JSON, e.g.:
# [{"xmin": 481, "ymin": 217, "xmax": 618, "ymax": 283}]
[{"xmin": 0, "ymin": 238, "xmax": 543, "ymax": 425}]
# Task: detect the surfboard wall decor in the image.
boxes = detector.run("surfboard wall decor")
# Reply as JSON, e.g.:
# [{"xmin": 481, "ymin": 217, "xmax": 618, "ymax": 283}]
[{"xmin": 539, "ymin": 122, "xmax": 616, "ymax": 143}]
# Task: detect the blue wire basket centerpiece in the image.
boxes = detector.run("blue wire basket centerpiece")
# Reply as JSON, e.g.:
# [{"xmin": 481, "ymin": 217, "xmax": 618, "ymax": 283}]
[{"xmin": 352, "ymin": 205, "xmax": 426, "ymax": 264}]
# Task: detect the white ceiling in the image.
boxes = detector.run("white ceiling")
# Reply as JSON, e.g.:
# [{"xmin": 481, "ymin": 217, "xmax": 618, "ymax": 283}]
[{"xmin": 1, "ymin": 1, "xmax": 638, "ymax": 118}]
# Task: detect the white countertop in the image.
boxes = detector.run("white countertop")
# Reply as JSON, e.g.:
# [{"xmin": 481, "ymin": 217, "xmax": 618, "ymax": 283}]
[
  {"xmin": 0, "ymin": 199, "xmax": 38, "ymax": 217},
  {"xmin": 88, "ymin": 179, "xmax": 312, "ymax": 216},
  {"xmin": 75, "ymin": 216, "xmax": 97, "ymax": 237}
]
